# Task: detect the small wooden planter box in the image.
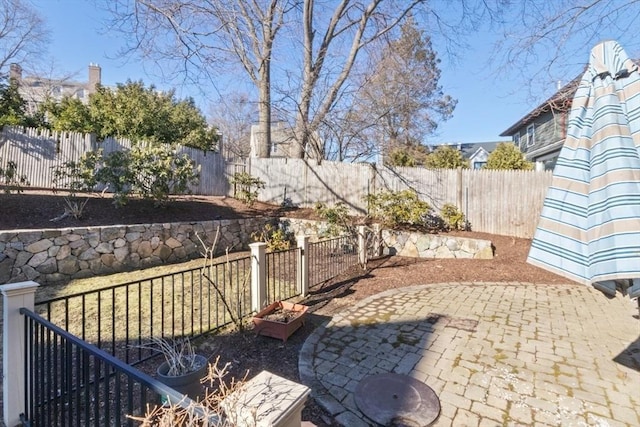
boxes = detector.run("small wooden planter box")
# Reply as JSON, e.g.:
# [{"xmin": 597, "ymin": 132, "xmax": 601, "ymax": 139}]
[{"xmin": 253, "ymin": 301, "xmax": 308, "ymax": 342}]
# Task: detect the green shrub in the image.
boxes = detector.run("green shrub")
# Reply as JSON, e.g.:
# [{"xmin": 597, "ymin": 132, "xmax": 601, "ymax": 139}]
[
  {"xmin": 51, "ymin": 144, "xmax": 199, "ymax": 207},
  {"xmin": 230, "ymin": 172, "xmax": 265, "ymax": 206},
  {"xmin": 440, "ymin": 203, "xmax": 469, "ymax": 231},
  {"xmin": 365, "ymin": 190, "xmax": 431, "ymax": 228},
  {"xmin": 484, "ymin": 143, "xmax": 534, "ymax": 170},
  {"xmin": 314, "ymin": 202, "xmax": 352, "ymax": 237},
  {"xmin": 0, "ymin": 158, "xmax": 29, "ymax": 193},
  {"xmin": 52, "ymin": 150, "xmax": 101, "ymax": 195},
  {"xmin": 251, "ymin": 222, "xmax": 295, "ymax": 252},
  {"xmin": 127, "ymin": 144, "xmax": 200, "ymax": 205}
]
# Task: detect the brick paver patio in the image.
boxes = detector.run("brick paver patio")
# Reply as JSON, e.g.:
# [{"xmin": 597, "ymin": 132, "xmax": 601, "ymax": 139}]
[{"xmin": 299, "ymin": 282, "xmax": 640, "ymax": 426}]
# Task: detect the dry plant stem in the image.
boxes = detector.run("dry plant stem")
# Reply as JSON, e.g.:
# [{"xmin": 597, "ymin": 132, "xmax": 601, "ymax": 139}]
[
  {"xmin": 50, "ymin": 196, "xmax": 90, "ymax": 222},
  {"xmin": 195, "ymin": 229, "xmax": 243, "ymax": 330},
  {"xmin": 128, "ymin": 356, "xmax": 251, "ymax": 427},
  {"xmin": 136, "ymin": 337, "xmax": 201, "ymax": 376}
]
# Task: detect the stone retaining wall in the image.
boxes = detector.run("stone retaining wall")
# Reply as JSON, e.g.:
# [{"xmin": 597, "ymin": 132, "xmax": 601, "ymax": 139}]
[
  {"xmin": 282, "ymin": 218, "xmax": 494, "ymax": 259},
  {"xmin": 0, "ymin": 218, "xmax": 272, "ymax": 284},
  {"xmin": 0, "ymin": 218, "xmax": 493, "ymax": 285},
  {"xmin": 381, "ymin": 230, "xmax": 493, "ymax": 259}
]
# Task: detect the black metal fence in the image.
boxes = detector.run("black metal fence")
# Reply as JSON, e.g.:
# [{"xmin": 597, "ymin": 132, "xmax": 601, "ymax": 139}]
[
  {"xmin": 265, "ymin": 247, "xmax": 300, "ymax": 302},
  {"xmin": 21, "ymin": 235, "xmax": 362, "ymax": 425},
  {"xmin": 308, "ymin": 235, "xmax": 358, "ymax": 286},
  {"xmin": 20, "ymin": 308, "xmax": 195, "ymax": 427},
  {"xmin": 35, "ymin": 256, "xmax": 252, "ymax": 366}
]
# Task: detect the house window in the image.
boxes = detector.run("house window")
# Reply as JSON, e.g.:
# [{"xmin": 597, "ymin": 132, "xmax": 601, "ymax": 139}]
[
  {"xmin": 526, "ymin": 124, "xmax": 535, "ymax": 147},
  {"xmin": 473, "ymin": 161, "xmax": 486, "ymax": 169},
  {"xmin": 513, "ymin": 133, "xmax": 521, "ymax": 149}
]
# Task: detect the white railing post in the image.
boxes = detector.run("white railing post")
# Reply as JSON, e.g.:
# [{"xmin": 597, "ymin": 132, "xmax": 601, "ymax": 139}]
[
  {"xmin": 296, "ymin": 235, "xmax": 309, "ymax": 297},
  {"xmin": 1, "ymin": 281, "xmax": 40, "ymax": 427},
  {"xmin": 250, "ymin": 242, "xmax": 267, "ymax": 312}
]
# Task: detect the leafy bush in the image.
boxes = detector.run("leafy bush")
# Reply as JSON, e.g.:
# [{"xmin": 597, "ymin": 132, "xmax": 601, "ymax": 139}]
[
  {"xmin": 314, "ymin": 202, "xmax": 352, "ymax": 237},
  {"xmin": 365, "ymin": 190, "xmax": 432, "ymax": 228},
  {"xmin": 0, "ymin": 158, "xmax": 29, "ymax": 193},
  {"xmin": 424, "ymin": 145, "xmax": 468, "ymax": 169},
  {"xmin": 51, "ymin": 144, "xmax": 199, "ymax": 207},
  {"xmin": 230, "ymin": 172, "xmax": 265, "ymax": 206},
  {"xmin": 484, "ymin": 143, "xmax": 534, "ymax": 170},
  {"xmin": 127, "ymin": 144, "xmax": 200, "ymax": 205},
  {"xmin": 251, "ymin": 222, "xmax": 295, "ymax": 252},
  {"xmin": 52, "ymin": 150, "xmax": 101, "ymax": 194},
  {"xmin": 440, "ymin": 203, "xmax": 470, "ymax": 231},
  {"xmin": 386, "ymin": 145, "xmax": 430, "ymax": 167}
]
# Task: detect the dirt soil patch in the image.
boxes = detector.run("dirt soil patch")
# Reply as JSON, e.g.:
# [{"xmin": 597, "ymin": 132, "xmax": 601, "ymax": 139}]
[
  {"xmin": 0, "ymin": 191, "xmax": 575, "ymax": 426},
  {"xmin": 0, "ymin": 190, "xmax": 318, "ymax": 230}
]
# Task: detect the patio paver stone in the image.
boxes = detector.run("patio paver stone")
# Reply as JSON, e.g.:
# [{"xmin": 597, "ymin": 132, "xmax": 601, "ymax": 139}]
[{"xmin": 299, "ymin": 282, "xmax": 640, "ymax": 426}]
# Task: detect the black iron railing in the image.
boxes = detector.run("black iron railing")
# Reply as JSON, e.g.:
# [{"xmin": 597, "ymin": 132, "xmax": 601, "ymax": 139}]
[
  {"xmin": 35, "ymin": 256, "xmax": 251, "ymax": 366},
  {"xmin": 265, "ymin": 247, "xmax": 300, "ymax": 302},
  {"xmin": 308, "ymin": 235, "xmax": 358, "ymax": 286},
  {"xmin": 14, "ymin": 234, "xmax": 369, "ymax": 426},
  {"xmin": 20, "ymin": 308, "xmax": 199, "ymax": 427}
]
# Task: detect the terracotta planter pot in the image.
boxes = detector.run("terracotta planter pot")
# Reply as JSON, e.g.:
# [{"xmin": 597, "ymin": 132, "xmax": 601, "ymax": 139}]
[
  {"xmin": 253, "ymin": 301, "xmax": 308, "ymax": 342},
  {"xmin": 156, "ymin": 354, "xmax": 208, "ymax": 403}
]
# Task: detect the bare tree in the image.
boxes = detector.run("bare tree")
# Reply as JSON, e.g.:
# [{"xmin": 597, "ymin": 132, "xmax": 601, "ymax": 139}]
[
  {"xmin": 106, "ymin": 0, "xmax": 503, "ymax": 160},
  {"xmin": 349, "ymin": 16, "xmax": 456, "ymax": 161},
  {"xmin": 107, "ymin": 0, "xmax": 297, "ymax": 157},
  {"xmin": 320, "ymin": 105, "xmax": 380, "ymax": 162},
  {"xmin": 289, "ymin": 0, "xmax": 508, "ymax": 160},
  {"xmin": 0, "ymin": 0, "xmax": 49, "ymax": 78},
  {"xmin": 494, "ymin": 0, "xmax": 640, "ymax": 99},
  {"xmin": 209, "ymin": 92, "xmax": 255, "ymax": 160},
  {"xmin": 291, "ymin": 0, "xmax": 425, "ymax": 159}
]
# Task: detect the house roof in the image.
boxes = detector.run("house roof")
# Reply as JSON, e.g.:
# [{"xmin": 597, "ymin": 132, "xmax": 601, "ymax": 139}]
[
  {"xmin": 458, "ymin": 141, "xmax": 503, "ymax": 159},
  {"xmin": 499, "ymin": 74, "xmax": 582, "ymax": 137}
]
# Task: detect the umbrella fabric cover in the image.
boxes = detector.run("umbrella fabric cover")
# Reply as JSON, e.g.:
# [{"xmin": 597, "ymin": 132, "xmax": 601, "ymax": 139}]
[{"xmin": 528, "ymin": 40, "xmax": 640, "ymax": 298}]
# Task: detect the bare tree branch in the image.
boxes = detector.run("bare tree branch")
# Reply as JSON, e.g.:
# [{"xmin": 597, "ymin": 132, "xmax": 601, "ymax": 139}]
[
  {"xmin": 0, "ymin": 0, "xmax": 49, "ymax": 78},
  {"xmin": 493, "ymin": 0, "xmax": 640, "ymax": 101}
]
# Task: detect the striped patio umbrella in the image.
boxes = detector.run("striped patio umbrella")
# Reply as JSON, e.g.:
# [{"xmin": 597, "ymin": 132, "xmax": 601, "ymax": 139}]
[{"xmin": 527, "ymin": 40, "xmax": 640, "ymax": 299}]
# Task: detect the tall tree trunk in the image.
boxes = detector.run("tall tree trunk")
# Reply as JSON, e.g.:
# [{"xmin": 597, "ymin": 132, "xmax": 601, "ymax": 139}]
[
  {"xmin": 256, "ymin": 65, "xmax": 272, "ymax": 158},
  {"xmin": 292, "ymin": 0, "xmax": 316, "ymax": 159}
]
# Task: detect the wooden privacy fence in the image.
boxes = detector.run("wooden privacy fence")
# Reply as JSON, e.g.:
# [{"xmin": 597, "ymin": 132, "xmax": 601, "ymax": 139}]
[
  {"xmin": 1, "ymin": 127, "xmax": 553, "ymax": 238},
  {"xmin": 0, "ymin": 126, "xmax": 227, "ymax": 195},
  {"xmin": 243, "ymin": 158, "xmax": 553, "ymax": 238}
]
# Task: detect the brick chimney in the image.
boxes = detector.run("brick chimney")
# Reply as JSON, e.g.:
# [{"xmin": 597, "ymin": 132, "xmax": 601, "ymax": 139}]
[
  {"xmin": 9, "ymin": 63, "xmax": 22, "ymax": 84},
  {"xmin": 88, "ymin": 63, "xmax": 101, "ymax": 94}
]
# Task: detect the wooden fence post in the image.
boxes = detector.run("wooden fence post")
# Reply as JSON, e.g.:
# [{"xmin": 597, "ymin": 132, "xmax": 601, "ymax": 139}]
[
  {"xmin": 358, "ymin": 225, "xmax": 367, "ymax": 267},
  {"xmin": 372, "ymin": 223, "xmax": 382, "ymax": 258},
  {"xmin": 456, "ymin": 166, "xmax": 463, "ymax": 210},
  {"xmin": 1, "ymin": 281, "xmax": 40, "ymax": 427},
  {"xmin": 296, "ymin": 235, "xmax": 309, "ymax": 297},
  {"xmin": 250, "ymin": 242, "xmax": 267, "ymax": 312}
]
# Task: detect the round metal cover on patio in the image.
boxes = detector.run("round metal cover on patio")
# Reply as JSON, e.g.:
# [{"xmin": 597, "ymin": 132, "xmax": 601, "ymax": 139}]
[{"xmin": 354, "ymin": 373, "xmax": 440, "ymax": 426}]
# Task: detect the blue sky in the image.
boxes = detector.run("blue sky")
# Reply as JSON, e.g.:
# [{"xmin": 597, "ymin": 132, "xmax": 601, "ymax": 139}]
[{"xmin": 28, "ymin": 1, "xmax": 631, "ymax": 145}]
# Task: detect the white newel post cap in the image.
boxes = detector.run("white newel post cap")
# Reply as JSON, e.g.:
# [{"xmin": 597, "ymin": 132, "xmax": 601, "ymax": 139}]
[{"xmin": 221, "ymin": 370, "xmax": 310, "ymax": 427}]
